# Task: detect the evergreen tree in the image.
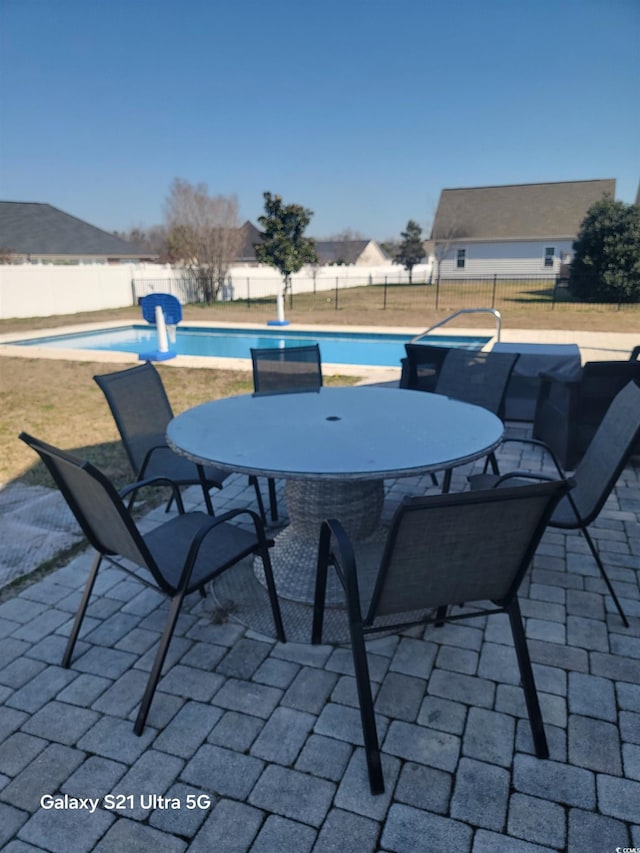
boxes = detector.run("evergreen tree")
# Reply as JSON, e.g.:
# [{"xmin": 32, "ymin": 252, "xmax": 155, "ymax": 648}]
[
  {"xmin": 395, "ymin": 220, "xmax": 425, "ymax": 283},
  {"xmin": 569, "ymin": 199, "xmax": 640, "ymax": 303}
]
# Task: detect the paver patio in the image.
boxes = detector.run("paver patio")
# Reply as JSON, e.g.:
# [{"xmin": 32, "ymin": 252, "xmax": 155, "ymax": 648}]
[{"xmin": 0, "ymin": 431, "xmax": 639, "ymax": 852}]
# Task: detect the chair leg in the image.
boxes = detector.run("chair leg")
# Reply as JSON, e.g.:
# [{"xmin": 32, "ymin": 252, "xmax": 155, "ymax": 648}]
[
  {"xmin": 268, "ymin": 477, "xmax": 279, "ymax": 523},
  {"xmin": 312, "ymin": 527, "xmax": 331, "ymax": 644},
  {"xmin": 250, "ymin": 475, "xmax": 268, "ymax": 525},
  {"xmin": 197, "ymin": 465, "xmax": 215, "ymax": 516},
  {"xmin": 350, "ymin": 621, "xmax": 385, "ymax": 795},
  {"xmin": 134, "ymin": 591, "xmax": 185, "ymax": 735},
  {"xmin": 581, "ymin": 527, "xmax": 629, "ymax": 628},
  {"xmin": 62, "ymin": 552, "xmax": 102, "ymax": 668},
  {"xmin": 508, "ymin": 597, "xmax": 549, "ymax": 759},
  {"xmin": 258, "ymin": 546, "xmax": 286, "ymax": 643}
]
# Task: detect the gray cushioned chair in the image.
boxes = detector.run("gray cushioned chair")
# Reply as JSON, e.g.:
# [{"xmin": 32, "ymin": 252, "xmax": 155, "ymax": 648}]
[
  {"xmin": 20, "ymin": 432, "xmax": 286, "ymax": 735},
  {"xmin": 312, "ymin": 479, "xmax": 570, "ymax": 794}
]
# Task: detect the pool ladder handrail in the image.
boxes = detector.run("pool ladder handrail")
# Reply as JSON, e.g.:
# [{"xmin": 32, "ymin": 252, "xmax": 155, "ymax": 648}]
[{"xmin": 411, "ymin": 308, "xmax": 502, "ymax": 344}]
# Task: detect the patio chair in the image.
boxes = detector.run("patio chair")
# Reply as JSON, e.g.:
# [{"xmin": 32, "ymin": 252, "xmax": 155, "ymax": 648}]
[
  {"xmin": 533, "ymin": 357, "xmax": 640, "ymax": 469},
  {"xmin": 470, "ymin": 379, "xmax": 640, "ymax": 628},
  {"xmin": 433, "ymin": 348, "xmax": 519, "ymax": 491},
  {"xmin": 19, "ymin": 432, "xmax": 285, "ymax": 735},
  {"xmin": 251, "ymin": 344, "xmax": 323, "ymax": 521},
  {"xmin": 399, "ymin": 343, "xmax": 452, "ymax": 392},
  {"xmin": 94, "ymin": 361, "xmax": 266, "ymax": 518},
  {"xmin": 251, "ymin": 343, "xmax": 323, "ymax": 395},
  {"xmin": 312, "ymin": 479, "xmax": 570, "ymax": 794}
]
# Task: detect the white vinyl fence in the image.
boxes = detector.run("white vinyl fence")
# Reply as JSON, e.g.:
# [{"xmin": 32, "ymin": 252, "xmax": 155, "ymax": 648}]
[{"xmin": 0, "ymin": 261, "xmax": 434, "ymax": 320}]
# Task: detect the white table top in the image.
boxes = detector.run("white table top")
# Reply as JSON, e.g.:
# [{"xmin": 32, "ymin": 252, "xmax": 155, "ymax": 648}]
[{"xmin": 167, "ymin": 387, "xmax": 504, "ymax": 481}]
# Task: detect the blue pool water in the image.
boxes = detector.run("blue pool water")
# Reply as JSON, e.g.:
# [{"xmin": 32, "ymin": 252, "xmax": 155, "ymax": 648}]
[{"xmin": 13, "ymin": 325, "xmax": 491, "ymax": 368}]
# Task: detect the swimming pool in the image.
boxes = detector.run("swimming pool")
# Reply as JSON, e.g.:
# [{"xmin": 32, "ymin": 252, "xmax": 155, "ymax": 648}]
[{"xmin": 12, "ymin": 325, "xmax": 491, "ymax": 368}]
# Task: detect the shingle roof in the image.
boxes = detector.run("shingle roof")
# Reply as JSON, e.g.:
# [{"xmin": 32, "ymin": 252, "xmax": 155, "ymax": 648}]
[
  {"xmin": 314, "ymin": 240, "xmax": 370, "ymax": 265},
  {"xmin": 235, "ymin": 221, "xmax": 264, "ymax": 261},
  {"xmin": 431, "ymin": 179, "xmax": 616, "ymax": 242},
  {"xmin": 0, "ymin": 201, "xmax": 153, "ymax": 258}
]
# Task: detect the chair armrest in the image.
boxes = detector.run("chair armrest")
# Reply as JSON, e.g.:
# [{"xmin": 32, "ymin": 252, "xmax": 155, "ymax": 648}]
[
  {"xmin": 137, "ymin": 443, "xmax": 172, "ymax": 479},
  {"xmin": 119, "ymin": 476, "xmax": 186, "ymax": 513},
  {"xmin": 497, "ymin": 437, "xmax": 566, "ymax": 478},
  {"xmin": 177, "ymin": 507, "xmax": 272, "ymax": 592}
]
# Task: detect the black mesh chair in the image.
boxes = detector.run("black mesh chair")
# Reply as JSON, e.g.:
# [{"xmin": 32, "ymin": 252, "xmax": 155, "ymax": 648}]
[
  {"xmin": 400, "ymin": 343, "xmax": 452, "ymax": 392},
  {"xmin": 470, "ymin": 379, "xmax": 640, "ymax": 628},
  {"xmin": 312, "ymin": 479, "xmax": 570, "ymax": 795},
  {"xmin": 19, "ymin": 432, "xmax": 285, "ymax": 735},
  {"xmin": 94, "ymin": 361, "xmax": 266, "ymax": 518},
  {"xmin": 433, "ymin": 348, "xmax": 519, "ymax": 490},
  {"xmin": 250, "ymin": 344, "xmax": 323, "ymax": 521},
  {"xmin": 251, "ymin": 343, "xmax": 323, "ymax": 395}
]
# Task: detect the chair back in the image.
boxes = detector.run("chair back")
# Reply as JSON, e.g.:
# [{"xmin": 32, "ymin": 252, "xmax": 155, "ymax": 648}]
[
  {"xmin": 18, "ymin": 433, "xmax": 164, "ymax": 586},
  {"xmin": 570, "ymin": 379, "xmax": 640, "ymax": 525},
  {"xmin": 94, "ymin": 362, "xmax": 173, "ymax": 475},
  {"xmin": 577, "ymin": 360, "xmax": 640, "ymax": 450},
  {"xmin": 251, "ymin": 344, "xmax": 323, "ymax": 395},
  {"xmin": 365, "ymin": 480, "xmax": 567, "ymax": 624},
  {"xmin": 401, "ymin": 343, "xmax": 451, "ymax": 392},
  {"xmin": 435, "ymin": 349, "xmax": 518, "ymax": 417}
]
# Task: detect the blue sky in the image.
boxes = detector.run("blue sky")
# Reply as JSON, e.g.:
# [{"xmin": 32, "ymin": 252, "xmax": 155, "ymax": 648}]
[{"xmin": 1, "ymin": 0, "xmax": 638, "ymax": 241}]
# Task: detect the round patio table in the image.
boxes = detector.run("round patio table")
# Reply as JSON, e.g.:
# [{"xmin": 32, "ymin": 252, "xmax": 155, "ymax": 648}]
[{"xmin": 167, "ymin": 387, "xmax": 504, "ymax": 606}]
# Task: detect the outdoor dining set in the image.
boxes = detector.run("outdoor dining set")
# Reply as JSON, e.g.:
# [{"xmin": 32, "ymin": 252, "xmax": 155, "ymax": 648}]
[{"xmin": 19, "ymin": 336, "xmax": 640, "ymax": 795}]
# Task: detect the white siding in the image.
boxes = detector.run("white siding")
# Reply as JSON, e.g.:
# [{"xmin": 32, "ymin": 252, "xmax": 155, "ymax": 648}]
[{"xmin": 436, "ymin": 240, "xmax": 574, "ymax": 277}]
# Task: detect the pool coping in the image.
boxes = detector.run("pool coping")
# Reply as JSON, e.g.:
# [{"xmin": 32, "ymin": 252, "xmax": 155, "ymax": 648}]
[{"xmin": 1, "ymin": 320, "xmax": 637, "ymax": 384}]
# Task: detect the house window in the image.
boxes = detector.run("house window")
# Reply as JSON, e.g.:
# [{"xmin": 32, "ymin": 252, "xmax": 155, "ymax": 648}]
[
  {"xmin": 544, "ymin": 247, "xmax": 555, "ymax": 268},
  {"xmin": 456, "ymin": 249, "xmax": 466, "ymax": 269}
]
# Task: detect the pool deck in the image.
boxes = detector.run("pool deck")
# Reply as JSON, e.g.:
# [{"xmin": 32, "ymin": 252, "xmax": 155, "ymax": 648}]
[
  {"xmin": 0, "ymin": 435, "xmax": 639, "ymax": 851},
  {"xmin": 1, "ymin": 321, "xmax": 638, "ymax": 385}
]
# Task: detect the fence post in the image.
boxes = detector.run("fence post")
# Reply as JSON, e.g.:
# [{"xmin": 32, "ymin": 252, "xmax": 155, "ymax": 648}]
[
  {"xmin": 435, "ymin": 274, "xmax": 440, "ymax": 310},
  {"xmin": 491, "ymin": 274, "xmax": 497, "ymax": 308},
  {"xmin": 246, "ymin": 278, "xmax": 250, "ymax": 309},
  {"xmin": 383, "ymin": 276, "xmax": 388, "ymax": 309},
  {"xmin": 335, "ymin": 278, "xmax": 339, "ymax": 310}
]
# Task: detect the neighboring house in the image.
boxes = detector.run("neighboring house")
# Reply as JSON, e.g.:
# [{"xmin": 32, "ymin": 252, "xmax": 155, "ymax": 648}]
[
  {"xmin": 430, "ymin": 179, "xmax": 616, "ymax": 278},
  {"xmin": 0, "ymin": 201, "xmax": 157, "ymax": 263},
  {"xmin": 234, "ymin": 220, "xmax": 264, "ymax": 265},
  {"xmin": 231, "ymin": 222, "xmax": 388, "ymax": 268},
  {"xmin": 314, "ymin": 239, "xmax": 388, "ymax": 266}
]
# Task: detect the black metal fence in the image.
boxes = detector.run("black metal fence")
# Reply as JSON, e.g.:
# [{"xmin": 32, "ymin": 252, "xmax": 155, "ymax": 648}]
[{"xmin": 132, "ymin": 274, "xmax": 640, "ymax": 316}]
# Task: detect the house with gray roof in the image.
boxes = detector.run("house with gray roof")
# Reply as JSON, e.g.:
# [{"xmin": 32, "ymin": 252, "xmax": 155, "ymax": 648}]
[
  {"xmin": 0, "ymin": 201, "xmax": 157, "ymax": 263},
  {"xmin": 430, "ymin": 178, "xmax": 615, "ymax": 278},
  {"xmin": 314, "ymin": 238, "xmax": 387, "ymax": 266},
  {"xmin": 232, "ymin": 221, "xmax": 387, "ymax": 267}
]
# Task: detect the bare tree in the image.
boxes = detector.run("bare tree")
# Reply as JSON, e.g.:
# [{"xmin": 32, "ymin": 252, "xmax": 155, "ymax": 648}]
[{"xmin": 164, "ymin": 178, "xmax": 242, "ymax": 302}]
